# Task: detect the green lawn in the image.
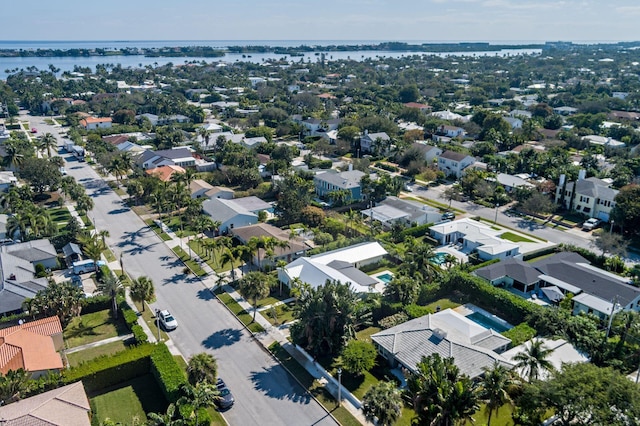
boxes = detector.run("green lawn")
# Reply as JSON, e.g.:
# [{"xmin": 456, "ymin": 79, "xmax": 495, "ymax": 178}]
[
  {"xmin": 49, "ymin": 207, "xmax": 72, "ymax": 224},
  {"xmin": 63, "ymin": 309, "xmax": 129, "ymax": 348},
  {"xmin": 90, "ymin": 374, "xmax": 168, "ymax": 425},
  {"xmin": 145, "ymin": 219, "xmax": 172, "ymax": 241},
  {"xmin": 468, "ymin": 403, "xmax": 515, "ymax": 426},
  {"xmin": 423, "ymin": 298, "xmax": 461, "ymax": 313},
  {"xmin": 172, "ymin": 246, "xmax": 208, "ymax": 277},
  {"xmin": 132, "ymin": 300, "xmax": 169, "ymax": 343},
  {"xmin": 269, "ymin": 342, "xmax": 361, "ymax": 426},
  {"xmin": 67, "ymin": 340, "xmax": 129, "ymax": 367},
  {"xmin": 188, "ymin": 239, "xmax": 233, "ymax": 273},
  {"xmin": 356, "ymin": 326, "xmax": 382, "ymax": 342},
  {"xmin": 500, "ymin": 232, "xmax": 535, "ymax": 243},
  {"xmin": 216, "ymin": 291, "xmax": 265, "ymax": 333},
  {"xmin": 262, "ymin": 302, "xmax": 296, "ymax": 326}
]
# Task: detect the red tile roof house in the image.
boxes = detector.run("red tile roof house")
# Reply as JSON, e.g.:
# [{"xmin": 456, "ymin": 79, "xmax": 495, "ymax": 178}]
[
  {"xmin": 0, "ymin": 316, "xmax": 64, "ymax": 378},
  {"xmin": 79, "ymin": 117, "xmax": 112, "ymax": 130}
]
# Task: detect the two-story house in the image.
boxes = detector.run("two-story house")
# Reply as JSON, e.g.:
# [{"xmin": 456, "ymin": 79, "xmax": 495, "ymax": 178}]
[
  {"xmin": 360, "ymin": 130, "xmax": 391, "ymax": 154},
  {"xmin": 437, "ymin": 151, "xmax": 475, "ymax": 179},
  {"xmin": 79, "ymin": 117, "xmax": 112, "ymax": 130},
  {"xmin": 555, "ymin": 175, "xmax": 618, "ymax": 222},
  {"xmin": 314, "ymin": 169, "xmax": 365, "ymax": 202},
  {"xmin": 135, "ymin": 148, "xmax": 196, "ymax": 170},
  {"xmin": 437, "ymin": 125, "xmax": 466, "ymax": 138},
  {"xmin": 412, "ymin": 141, "xmax": 443, "ymax": 164}
]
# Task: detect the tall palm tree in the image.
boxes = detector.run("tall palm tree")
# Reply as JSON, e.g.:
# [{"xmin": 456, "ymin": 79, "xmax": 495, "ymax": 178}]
[
  {"xmin": 513, "ymin": 338, "xmax": 554, "ymax": 382},
  {"xmin": 178, "ymin": 383, "xmax": 219, "ymax": 426},
  {"xmin": 408, "ymin": 353, "xmax": 479, "ymax": 426},
  {"xmin": 220, "ymin": 247, "xmax": 238, "ymax": 281},
  {"xmin": 38, "ymin": 132, "xmax": 57, "ymax": 158},
  {"xmin": 97, "ymin": 272, "xmax": 123, "ymax": 319},
  {"xmin": 187, "ymin": 353, "xmax": 218, "ymax": 386},
  {"xmin": 478, "ymin": 363, "xmax": 516, "ymax": 426},
  {"xmin": 197, "ymin": 127, "xmax": 212, "ymax": 151},
  {"xmin": 362, "ymin": 381, "xmax": 402, "ymax": 426},
  {"xmin": 275, "ymin": 259, "xmax": 288, "ymax": 296},
  {"xmin": 0, "ymin": 368, "xmax": 31, "ymax": 403},
  {"xmin": 239, "ymin": 271, "xmax": 272, "ymax": 322},
  {"xmin": 79, "ymin": 233, "xmax": 106, "ymax": 272},
  {"xmin": 130, "ymin": 276, "xmax": 155, "ymax": 312}
]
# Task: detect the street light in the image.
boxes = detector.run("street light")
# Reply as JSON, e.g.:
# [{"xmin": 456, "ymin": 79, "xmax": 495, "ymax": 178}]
[
  {"xmin": 610, "ymin": 219, "xmax": 615, "ymax": 235},
  {"xmin": 155, "ymin": 309, "xmax": 161, "ymax": 343},
  {"xmin": 337, "ymin": 368, "xmax": 342, "ymax": 407}
]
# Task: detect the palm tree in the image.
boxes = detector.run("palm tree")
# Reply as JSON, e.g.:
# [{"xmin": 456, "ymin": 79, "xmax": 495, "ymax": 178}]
[
  {"xmin": 239, "ymin": 271, "xmax": 272, "ymax": 322},
  {"xmin": 3, "ymin": 139, "xmax": 24, "ymax": 170},
  {"xmin": 513, "ymin": 338, "xmax": 554, "ymax": 382},
  {"xmin": 79, "ymin": 233, "xmax": 106, "ymax": 272},
  {"xmin": 187, "ymin": 353, "xmax": 218, "ymax": 386},
  {"xmin": 146, "ymin": 403, "xmax": 184, "ymax": 426},
  {"xmin": 275, "ymin": 259, "xmax": 288, "ymax": 296},
  {"xmin": 178, "ymin": 383, "xmax": 219, "ymax": 426},
  {"xmin": 408, "ymin": 353, "xmax": 479, "ymax": 426},
  {"xmin": 478, "ymin": 363, "xmax": 516, "ymax": 426},
  {"xmin": 98, "ymin": 229, "xmax": 110, "ymax": 246},
  {"xmin": 97, "ymin": 272, "xmax": 123, "ymax": 319},
  {"xmin": 130, "ymin": 276, "xmax": 155, "ymax": 312},
  {"xmin": 0, "ymin": 368, "xmax": 31, "ymax": 403},
  {"xmin": 197, "ymin": 127, "xmax": 212, "ymax": 151},
  {"xmin": 362, "ymin": 381, "xmax": 402, "ymax": 426},
  {"xmin": 220, "ymin": 247, "xmax": 238, "ymax": 281},
  {"xmin": 38, "ymin": 132, "xmax": 57, "ymax": 158}
]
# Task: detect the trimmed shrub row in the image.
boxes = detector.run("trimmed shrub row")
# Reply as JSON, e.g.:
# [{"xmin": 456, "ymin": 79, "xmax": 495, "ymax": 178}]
[
  {"xmin": 132, "ymin": 324, "xmax": 148, "ymax": 344},
  {"xmin": 399, "ymin": 223, "xmax": 434, "ymax": 239},
  {"xmin": 150, "ymin": 343, "xmax": 188, "ymax": 403},
  {"xmin": 118, "ymin": 297, "xmax": 146, "ymax": 344},
  {"xmin": 502, "ymin": 323, "xmax": 537, "ymax": 347},
  {"xmin": 81, "ymin": 296, "xmax": 112, "ymax": 314},
  {"xmin": 63, "ymin": 343, "xmax": 155, "ymax": 391}
]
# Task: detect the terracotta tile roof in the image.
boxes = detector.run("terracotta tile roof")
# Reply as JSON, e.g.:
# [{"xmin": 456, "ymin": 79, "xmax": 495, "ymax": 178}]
[
  {"xmin": 0, "ymin": 316, "xmax": 63, "ymax": 374},
  {"xmin": 317, "ymin": 93, "xmax": 336, "ymax": 99},
  {"xmin": 145, "ymin": 165, "xmax": 186, "ymax": 182},
  {"xmin": 79, "ymin": 117, "xmax": 112, "ymax": 127},
  {"xmin": 102, "ymin": 134, "xmax": 129, "ymax": 145}
]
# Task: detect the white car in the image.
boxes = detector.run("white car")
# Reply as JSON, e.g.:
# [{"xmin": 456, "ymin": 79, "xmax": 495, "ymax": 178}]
[
  {"xmin": 582, "ymin": 218, "xmax": 601, "ymax": 231},
  {"xmin": 158, "ymin": 309, "xmax": 178, "ymax": 330}
]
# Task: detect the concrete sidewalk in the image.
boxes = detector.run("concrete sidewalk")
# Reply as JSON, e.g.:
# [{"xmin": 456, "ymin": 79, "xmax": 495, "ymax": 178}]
[{"xmin": 65, "ymin": 333, "xmax": 133, "ymax": 354}]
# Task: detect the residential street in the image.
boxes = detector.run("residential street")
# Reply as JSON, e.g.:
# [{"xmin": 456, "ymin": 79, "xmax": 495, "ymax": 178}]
[
  {"xmin": 408, "ymin": 184, "xmax": 640, "ymax": 264},
  {"xmin": 26, "ymin": 113, "xmax": 337, "ymax": 426}
]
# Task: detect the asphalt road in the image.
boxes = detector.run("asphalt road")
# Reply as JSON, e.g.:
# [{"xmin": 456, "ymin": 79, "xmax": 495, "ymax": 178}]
[{"xmin": 25, "ymin": 113, "xmax": 337, "ymax": 426}]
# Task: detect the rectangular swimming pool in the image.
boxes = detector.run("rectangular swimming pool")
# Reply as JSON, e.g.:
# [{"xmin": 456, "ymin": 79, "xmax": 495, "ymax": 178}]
[
  {"xmin": 466, "ymin": 312, "xmax": 511, "ymax": 333},
  {"xmin": 430, "ymin": 252, "xmax": 447, "ymax": 265},
  {"xmin": 376, "ymin": 273, "xmax": 393, "ymax": 283}
]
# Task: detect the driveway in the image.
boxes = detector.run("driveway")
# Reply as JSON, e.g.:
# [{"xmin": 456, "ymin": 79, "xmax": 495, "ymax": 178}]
[{"xmin": 29, "ymin": 113, "xmax": 337, "ymax": 426}]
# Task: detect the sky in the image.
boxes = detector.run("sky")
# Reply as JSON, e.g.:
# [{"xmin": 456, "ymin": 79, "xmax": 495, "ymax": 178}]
[{"xmin": 3, "ymin": 0, "xmax": 640, "ymax": 43}]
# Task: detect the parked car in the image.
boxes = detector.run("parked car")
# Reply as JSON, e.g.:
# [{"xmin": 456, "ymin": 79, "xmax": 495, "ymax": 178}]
[
  {"xmin": 442, "ymin": 211, "xmax": 455, "ymax": 221},
  {"xmin": 158, "ymin": 309, "xmax": 178, "ymax": 330},
  {"xmin": 216, "ymin": 378, "xmax": 235, "ymax": 409},
  {"xmin": 30, "ymin": 127, "xmax": 37, "ymax": 133},
  {"xmin": 582, "ymin": 218, "xmax": 601, "ymax": 231}
]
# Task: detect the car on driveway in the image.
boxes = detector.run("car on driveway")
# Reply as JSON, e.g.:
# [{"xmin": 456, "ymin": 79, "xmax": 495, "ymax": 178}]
[
  {"xmin": 216, "ymin": 378, "xmax": 235, "ymax": 409},
  {"xmin": 582, "ymin": 218, "xmax": 601, "ymax": 231},
  {"xmin": 158, "ymin": 309, "xmax": 178, "ymax": 330},
  {"xmin": 442, "ymin": 211, "xmax": 455, "ymax": 221}
]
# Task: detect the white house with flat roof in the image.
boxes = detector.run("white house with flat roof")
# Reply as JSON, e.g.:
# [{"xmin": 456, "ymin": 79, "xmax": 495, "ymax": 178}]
[
  {"xmin": 360, "ymin": 196, "xmax": 442, "ymax": 228},
  {"xmin": 278, "ymin": 242, "xmax": 387, "ymax": 293},
  {"xmin": 503, "ymin": 338, "xmax": 588, "ymax": 381},
  {"xmin": 429, "ymin": 218, "xmax": 520, "ymax": 261}
]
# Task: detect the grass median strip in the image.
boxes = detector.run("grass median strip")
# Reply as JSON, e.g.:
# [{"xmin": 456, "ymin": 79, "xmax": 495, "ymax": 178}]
[
  {"xmin": 144, "ymin": 219, "xmax": 172, "ymax": 241},
  {"xmin": 171, "ymin": 246, "xmax": 207, "ymax": 277},
  {"xmin": 217, "ymin": 291, "xmax": 265, "ymax": 333},
  {"xmin": 268, "ymin": 342, "xmax": 361, "ymax": 426}
]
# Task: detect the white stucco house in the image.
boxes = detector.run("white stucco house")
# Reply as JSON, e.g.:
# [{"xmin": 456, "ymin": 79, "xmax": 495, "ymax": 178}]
[{"xmin": 437, "ymin": 151, "xmax": 475, "ymax": 179}]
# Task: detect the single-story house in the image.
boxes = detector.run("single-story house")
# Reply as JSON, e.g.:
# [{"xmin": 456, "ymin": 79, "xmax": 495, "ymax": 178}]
[
  {"xmin": 502, "ymin": 338, "xmax": 588, "ymax": 381},
  {"xmin": 474, "ymin": 252, "xmax": 640, "ymax": 320},
  {"xmin": 0, "ymin": 171, "xmax": 18, "ymax": 192},
  {"xmin": 136, "ymin": 148, "xmax": 195, "ymax": 170},
  {"xmin": 437, "ymin": 124, "xmax": 466, "ymax": 138},
  {"xmin": 201, "ymin": 197, "xmax": 267, "ymax": 234},
  {"xmin": 429, "ymin": 218, "xmax": 520, "ymax": 261},
  {"xmin": 496, "ymin": 173, "xmax": 535, "ymax": 193},
  {"xmin": 0, "ymin": 381, "xmax": 90, "ymax": 426},
  {"xmin": 231, "ymin": 223, "xmax": 309, "ymax": 266},
  {"xmin": 360, "ymin": 196, "xmax": 441, "ymax": 228},
  {"xmin": 145, "ymin": 165, "xmax": 186, "ymax": 182},
  {"xmin": 3, "ymin": 239, "xmax": 58, "ymax": 269},
  {"xmin": 79, "ymin": 117, "xmax": 112, "ymax": 130},
  {"xmin": 582, "ymin": 135, "xmax": 625, "ymax": 148},
  {"xmin": 371, "ymin": 309, "xmax": 512, "ymax": 379},
  {"xmin": 189, "ymin": 180, "xmax": 234, "ymax": 200},
  {"xmin": 278, "ymin": 242, "xmax": 387, "ymax": 293},
  {"xmin": 229, "ymin": 196, "xmax": 273, "ymax": 215},
  {"xmin": 0, "ymin": 316, "xmax": 64, "ymax": 377}
]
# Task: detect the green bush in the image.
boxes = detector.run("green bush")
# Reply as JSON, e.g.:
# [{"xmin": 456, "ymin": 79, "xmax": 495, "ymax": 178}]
[
  {"xmin": 318, "ymin": 160, "xmax": 333, "ymax": 169},
  {"xmin": 522, "ymin": 245, "xmax": 559, "ymax": 261},
  {"xmin": 63, "ymin": 344, "xmax": 154, "ymax": 391},
  {"xmin": 378, "ymin": 312, "xmax": 409, "ymax": 329},
  {"xmin": 502, "ymin": 323, "xmax": 537, "ymax": 347},
  {"xmin": 150, "ymin": 344, "xmax": 188, "ymax": 403},
  {"xmin": 442, "ymin": 271, "xmax": 542, "ymax": 325},
  {"xmin": 375, "ymin": 162, "xmax": 399, "ymax": 172},
  {"xmin": 118, "ymin": 299, "xmax": 138, "ymax": 330},
  {"xmin": 131, "ymin": 324, "xmax": 148, "ymax": 344},
  {"xmin": 404, "ymin": 304, "xmax": 431, "ymax": 319},
  {"xmin": 81, "ymin": 295, "xmax": 111, "ymax": 314},
  {"xmin": 467, "ymin": 258, "xmax": 501, "ymax": 272},
  {"xmin": 373, "ymin": 301, "xmax": 403, "ymax": 322},
  {"xmin": 399, "ymin": 223, "xmax": 434, "ymax": 239}
]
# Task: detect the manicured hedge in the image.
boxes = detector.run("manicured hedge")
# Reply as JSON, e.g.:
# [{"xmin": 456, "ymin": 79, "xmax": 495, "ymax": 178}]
[
  {"xmin": 399, "ymin": 223, "xmax": 434, "ymax": 239},
  {"xmin": 131, "ymin": 324, "xmax": 148, "ymax": 344},
  {"xmin": 81, "ymin": 295, "xmax": 111, "ymax": 314},
  {"xmin": 442, "ymin": 271, "xmax": 543, "ymax": 325},
  {"xmin": 404, "ymin": 304, "xmax": 432, "ymax": 319},
  {"xmin": 150, "ymin": 343, "xmax": 188, "ymax": 403},
  {"xmin": 63, "ymin": 343, "xmax": 155, "ymax": 391},
  {"xmin": 502, "ymin": 323, "xmax": 537, "ymax": 347}
]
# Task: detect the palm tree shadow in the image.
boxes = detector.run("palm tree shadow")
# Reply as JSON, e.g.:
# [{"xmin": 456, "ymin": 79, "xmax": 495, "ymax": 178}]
[
  {"xmin": 201, "ymin": 328, "xmax": 242, "ymax": 349},
  {"xmin": 64, "ymin": 320, "xmax": 101, "ymax": 339},
  {"xmin": 249, "ymin": 365, "xmax": 311, "ymax": 404}
]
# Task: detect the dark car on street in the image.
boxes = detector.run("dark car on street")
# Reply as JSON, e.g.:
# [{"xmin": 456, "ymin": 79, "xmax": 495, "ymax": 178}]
[{"xmin": 216, "ymin": 378, "xmax": 235, "ymax": 410}]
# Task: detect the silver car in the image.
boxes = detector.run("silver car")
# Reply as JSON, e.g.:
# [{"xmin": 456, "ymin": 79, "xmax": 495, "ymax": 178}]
[{"xmin": 158, "ymin": 309, "xmax": 178, "ymax": 330}]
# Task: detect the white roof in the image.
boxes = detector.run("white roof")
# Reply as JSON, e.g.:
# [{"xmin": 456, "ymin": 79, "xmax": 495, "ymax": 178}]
[
  {"xmin": 430, "ymin": 218, "xmax": 518, "ymax": 256},
  {"xmin": 572, "ymin": 292, "xmax": 616, "ymax": 315},
  {"xmin": 284, "ymin": 257, "xmax": 375, "ymax": 293},
  {"xmin": 310, "ymin": 241, "xmax": 387, "ymax": 265},
  {"xmin": 503, "ymin": 338, "xmax": 589, "ymax": 381}
]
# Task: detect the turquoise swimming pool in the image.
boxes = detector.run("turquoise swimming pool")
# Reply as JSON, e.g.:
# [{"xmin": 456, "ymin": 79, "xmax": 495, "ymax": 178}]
[
  {"xmin": 466, "ymin": 312, "xmax": 511, "ymax": 333},
  {"xmin": 430, "ymin": 252, "xmax": 447, "ymax": 265},
  {"xmin": 376, "ymin": 273, "xmax": 393, "ymax": 283}
]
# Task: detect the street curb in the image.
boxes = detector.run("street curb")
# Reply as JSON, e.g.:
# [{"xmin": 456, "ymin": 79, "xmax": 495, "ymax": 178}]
[{"xmin": 210, "ymin": 287, "xmax": 343, "ymax": 425}]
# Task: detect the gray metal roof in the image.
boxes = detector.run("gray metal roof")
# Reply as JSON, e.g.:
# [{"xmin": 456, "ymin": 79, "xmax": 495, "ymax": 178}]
[
  {"xmin": 230, "ymin": 196, "xmax": 271, "ymax": 213},
  {"xmin": 566, "ymin": 177, "xmax": 618, "ymax": 201},
  {"xmin": 327, "ymin": 260, "xmax": 378, "ymax": 287},
  {"xmin": 0, "ymin": 289, "xmax": 26, "ymax": 313},
  {"xmin": 474, "ymin": 258, "xmax": 540, "ymax": 285},
  {"xmin": 439, "ymin": 150, "xmax": 472, "ymax": 162},
  {"xmin": 314, "ymin": 170, "xmax": 365, "ymax": 189},
  {"xmin": 62, "ymin": 243, "xmax": 82, "ymax": 258},
  {"xmin": 202, "ymin": 198, "xmax": 257, "ymax": 224}
]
